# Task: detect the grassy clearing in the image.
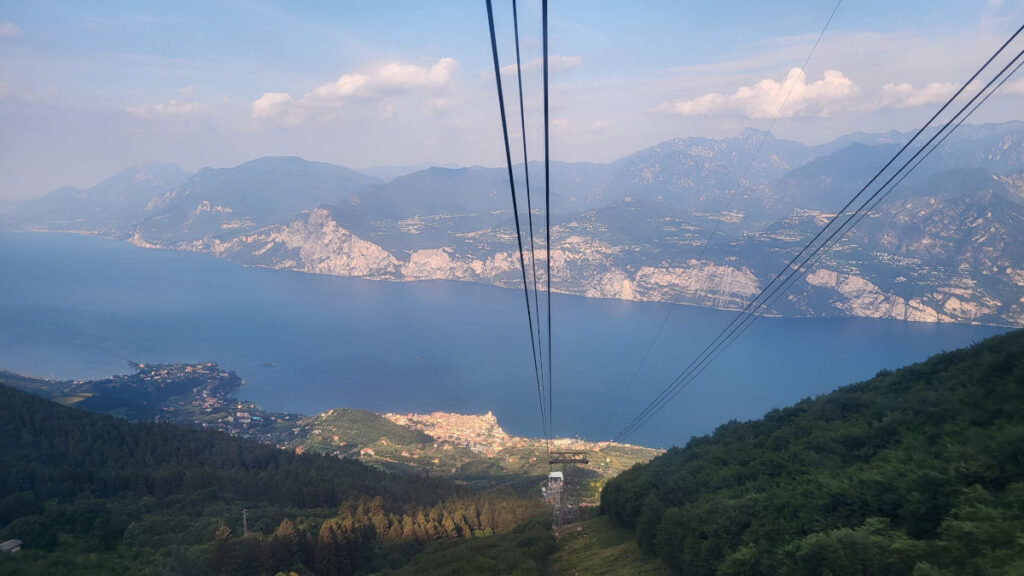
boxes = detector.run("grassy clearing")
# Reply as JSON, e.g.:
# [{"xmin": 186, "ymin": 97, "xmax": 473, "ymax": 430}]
[{"xmin": 549, "ymin": 516, "xmax": 671, "ymax": 576}]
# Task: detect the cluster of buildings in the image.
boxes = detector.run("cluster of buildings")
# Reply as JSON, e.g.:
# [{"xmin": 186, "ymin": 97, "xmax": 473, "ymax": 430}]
[
  {"xmin": 131, "ymin": 361, "xmax": 232, "ymax": 384},
  {"xmin": 124, "ymin": 363, "xmax": 305, "ymax": 445},
  {"xmin": 383, "ymin": 410, "xmax": 513, "ymax": 456}
]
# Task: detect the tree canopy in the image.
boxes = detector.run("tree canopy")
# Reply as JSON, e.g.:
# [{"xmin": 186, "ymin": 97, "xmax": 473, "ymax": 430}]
[
  {"xmin": 0, "ymin": 384, "xmax": 542, "ymax": 575},
  {"xmin": 601, "ymin": 329, "xmax": 1024, "ymax": 575}
]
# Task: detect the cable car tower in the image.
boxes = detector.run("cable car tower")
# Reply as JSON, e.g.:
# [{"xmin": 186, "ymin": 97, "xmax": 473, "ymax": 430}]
[{"xmin": 548, "ymin": 450, "xmax": 588, "ymax": 532}]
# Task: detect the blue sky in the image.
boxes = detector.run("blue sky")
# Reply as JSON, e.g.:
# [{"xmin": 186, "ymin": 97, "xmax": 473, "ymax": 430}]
[{"xmin": 1, "ymin": 0, "xmax": 1023, "ymax": 204}]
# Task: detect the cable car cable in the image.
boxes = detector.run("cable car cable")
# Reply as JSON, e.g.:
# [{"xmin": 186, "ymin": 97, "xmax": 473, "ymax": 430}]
[
  {"xmin": 616, "ymin": 39, "xmax": 1024, "ymax": 442},
  {"xmin": 542, "ymin": 0, "xmax": 554, "ymax": 441},
  {"xmin": 604, "ymin": 0, "xmax": 842, "ymax": 439},
  {"xmin": 623, "ymin": 51, "xmax": 1024, "ymax": 440},
  {"xmin": 614, "ymin": 27, "xmax": 1024, "ymax": 441},
  {"xmin": 512, "ymin": 0, "xmax": 549, "ymax": 440},
  {"xmin": 486, "ymin": 0, "xmax": 550, "ymax": 442}
]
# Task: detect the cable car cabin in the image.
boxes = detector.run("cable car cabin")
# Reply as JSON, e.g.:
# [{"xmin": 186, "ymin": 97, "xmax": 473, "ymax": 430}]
[{"xmin": 543, "ymin": 471, "xmax": 564, "ymax": 503}]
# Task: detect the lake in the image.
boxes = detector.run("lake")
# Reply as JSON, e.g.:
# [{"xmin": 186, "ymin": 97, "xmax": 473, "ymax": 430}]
[{"xmin": 0, "ymin": 231, "xmax": 1009, "ymax": 447}]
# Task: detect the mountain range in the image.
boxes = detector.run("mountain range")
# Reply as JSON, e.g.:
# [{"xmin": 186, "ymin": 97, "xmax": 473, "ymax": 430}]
[{"xmin": 7, "ymin": 122, "xmax": 1024, "ymax": 327}]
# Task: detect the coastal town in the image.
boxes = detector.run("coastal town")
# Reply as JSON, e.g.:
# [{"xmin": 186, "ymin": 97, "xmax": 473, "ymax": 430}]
[
  {"xmin": 13, "ymin": 362, "xmax": 307, "ymax": 445},
  {"xmin": 383, "ymin": 410, "xmax": 512, "ymax": 456},
  {"xmin": 6, "ymin": 362, "xmax": 662, "ymax": 483}
]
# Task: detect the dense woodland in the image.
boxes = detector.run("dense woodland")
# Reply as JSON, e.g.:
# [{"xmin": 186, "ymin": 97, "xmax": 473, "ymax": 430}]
[
  {"xmin": 0, "ymin": 385, "xmax": 546, "ymax": 575},
  {"xmin": 5, "ymin": 329, "xmax": 1023, "ymax": 575},
  {"xmin": 601, "ymin": 329, "xmax": 1024, "ymax": 575}
]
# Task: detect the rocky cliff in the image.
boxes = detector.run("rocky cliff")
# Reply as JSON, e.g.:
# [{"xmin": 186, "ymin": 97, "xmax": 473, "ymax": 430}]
[{"xmin": 14, "ymin": 125, "xmax": 1024, "ymax": 327}]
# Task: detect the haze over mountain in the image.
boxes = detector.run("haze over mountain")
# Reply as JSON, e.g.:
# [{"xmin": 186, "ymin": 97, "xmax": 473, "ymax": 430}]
[
  {"xmin": 131, "ymin": 156, "xmax": 381, "ymax": 247},
  {"xmin": 8, "ymin": 163, "xmax": 190, "ymax": 235},
  {"xmin": 357, "ymin": 162, "xmax": 466, "ymax": 182},
  {"xmin": 8, "ymin": 122, "xmax": 1024, "ymax": 327}
]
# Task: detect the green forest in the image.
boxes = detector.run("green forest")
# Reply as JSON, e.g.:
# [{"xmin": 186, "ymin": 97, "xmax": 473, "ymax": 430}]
[
  {"xmin": 4, "ymin": 329, "xmax": 1023, "ymax": 575},
  {"xmin": 0, "ymin": 384, "xmax": 547, "ymax": 575},
  {"xmin": 601, "ymin": 329, "xmax": 1024, "ymax": 575}
]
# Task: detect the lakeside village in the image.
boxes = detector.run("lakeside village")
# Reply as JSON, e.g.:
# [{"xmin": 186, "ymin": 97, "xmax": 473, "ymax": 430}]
[{"xmin": 18, "ymin": 362, "xmax": 662, "ymax": 480}]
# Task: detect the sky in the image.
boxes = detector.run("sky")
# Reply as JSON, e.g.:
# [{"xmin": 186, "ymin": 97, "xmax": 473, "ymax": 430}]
[{"xmin": 1, "ymin": 0, "xmax": 1023, "ymax": 206}]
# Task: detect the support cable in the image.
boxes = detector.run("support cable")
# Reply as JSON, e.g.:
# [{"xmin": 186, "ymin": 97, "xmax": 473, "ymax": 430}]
[
  {"xmin": 542, "ymin": 0, "xmax": 554, "ymax": 442},
  {"xmin": 512, "ymin": 0, "xmax": 550, "ymax": 442},
  {"xmin": 623, "ymin": 46, "xmax": 1024, "ymax": 440},
  {"xmin": 614, "ymin": 26, "xmax": 1024, "ymax": 442},
  {"xmin": 604, "ymin": 0, "xmax": 842, "ymax": 438},
  {"xmin": 848, "ymin": 52, "xmax": 1024, "ymax": 248},
  {"xmin": 486, "ymin": 0, "xmax": 549, "ymax": 441}
]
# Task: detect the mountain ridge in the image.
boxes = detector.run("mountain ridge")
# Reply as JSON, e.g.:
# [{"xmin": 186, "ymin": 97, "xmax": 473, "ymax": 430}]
[{"xmin": 8, "ymin": 122, "xmax": 1024, "ymax": 327}]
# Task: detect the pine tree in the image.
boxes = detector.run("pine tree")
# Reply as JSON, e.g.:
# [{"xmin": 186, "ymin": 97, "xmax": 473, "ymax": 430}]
[
  {"xmin": 442, "ymin": 511, "xmax": 459, "ymax": 538},
  {"xmin": 335, "ymin": 520, "xmax": 356, "ymax": 576},
  {"xmin": 386, "ymin": 513, "xmax": 403, "ymax": 541},
  {"xmin": 315, "ymin": 520, "xmax": 339, "ymax": 576},
  {"xmin": 271, "ymin": 518, "xmax": 301, "ymax": 572},
  {"xmin": 212, "ymin": 522, "xmax": 239, "ymax": 576},
  {"xmin": 427, "ymin": 519, "xmax": 444, "ymax": 541},
  {"xmin": 414, "ymin": 510, "xmax": 429, "ymax": 542},
  {"xmin": 401, "ymin": 514, "xmax": 416, "ymax": 540}
]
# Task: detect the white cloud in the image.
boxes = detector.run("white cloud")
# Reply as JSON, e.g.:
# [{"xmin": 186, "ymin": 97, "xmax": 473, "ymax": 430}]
[
  {"xmin": 251, "ymin": 92, "xmax": 300, "ymax": 123},
  {"xmin": 308, "ymin": 57, "xmax": 457, "ymax": 101},
  {"xmin": 127, "ymin": 88, "xmax": 204, "ymax": 117},
  {"xmin": 654, "ymin": 68, "xmax": 856, "ymax": 119},
  {"xmin": 880, "ymin": 81, "xmax": 958, "ymax": 108},
  {"xmin": 423, "ymin": 97, "xmax": 454, "ymax": 116},
  {"xmin": 1000, "ymin": 78, "xmax": 1024, "ymax": 95},
  {"xmin": 251, "ymin": 57, "xmax": 458, "ymax": 126},
  {"xmin": 500, "ymin": 55, "xmax": 582, "ymax": 76},
  {"xmin": 0, "ymin": 22, "xmax": 21, "ymax": 38},
  {"xmin": 127, "ymin": 99, "xmax": 200, "ymax": 117}
]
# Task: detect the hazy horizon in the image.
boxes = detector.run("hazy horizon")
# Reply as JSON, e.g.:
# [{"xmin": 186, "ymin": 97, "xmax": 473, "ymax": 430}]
[
  {"xmin": 2, "ymin": 1, "xmax": 1023, "ymax": 206},
  {"xmin": 7, "ymin": 119, "xmax": 1024, "ymax": 210}
]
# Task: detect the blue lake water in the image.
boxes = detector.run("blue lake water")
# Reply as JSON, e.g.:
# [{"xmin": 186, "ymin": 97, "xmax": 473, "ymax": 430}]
[{"xmin": 0, "ymin": 231, "xmax": 1010, "ymax": 447}]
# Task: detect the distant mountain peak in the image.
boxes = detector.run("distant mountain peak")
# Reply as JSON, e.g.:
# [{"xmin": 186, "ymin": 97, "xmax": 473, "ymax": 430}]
[
  {"xmin": 237, "ymin": 155, "xmax": 313, "ymax": 167},
  {"xmin": 737, "ymin": 127, "xmax": 772, "ymax": 140},
  {"xmin": 116, "ymin": 162, "xmax": 189, "ymax": 183}
]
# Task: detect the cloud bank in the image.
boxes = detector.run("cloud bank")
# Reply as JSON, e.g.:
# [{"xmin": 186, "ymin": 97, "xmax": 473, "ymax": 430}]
[
  {"xmin": 998, "ymin": 78, "xmax": 1024, "ymax": 96},
  {"xmin": 308, "ymin": 57, "xmax": 456, "ymax": 100},
  {"xmin": 253, "ymin": 57, "xmax": 458, "ymax": 126},
  {"xmin": 654, "ymin": 68, "xmax": 856, "ymax": 118},
  {"xmin": 127, "ymin": 87, "xmax": 203, "ymax": 117},
  {"xmin": 880, "ymin": 81, "xmax": 958, "ymax": 108}
]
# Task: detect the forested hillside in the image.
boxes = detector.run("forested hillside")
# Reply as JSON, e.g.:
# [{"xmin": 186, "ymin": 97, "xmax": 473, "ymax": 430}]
[
  {"xmin": 0, "ymin": 385, "xmax": 544, "ymax": 575},
  {"xmin": 601, "ymin": 329, "xmax": 1024, "ymax": 575}
]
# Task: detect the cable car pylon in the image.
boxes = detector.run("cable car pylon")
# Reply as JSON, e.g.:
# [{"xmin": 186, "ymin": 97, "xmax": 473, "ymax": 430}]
[{"xmin": 548, "ymin": 450, "xmax": 588, "ymax": 533}]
